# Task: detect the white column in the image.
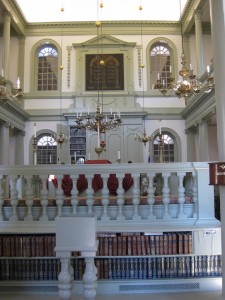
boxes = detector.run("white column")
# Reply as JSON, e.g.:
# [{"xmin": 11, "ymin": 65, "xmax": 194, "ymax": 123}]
[
  {"xmin": 185, "ymin": 128, "xmax": 196, "ymax": 162},
  {"xmin": 198, "ymin": 119, "xmax": 209, "ymax": 161},
  {"xmin": 3, "ymin": 12, "xmax": 11, "ymax": 79},
  {"xmin": 15, "ymin": 131, "xmax": 25, "ymax": 164},
  {"xmin": 0, "ymin": 122, "xmax": 10, "ymax": 165},
  {"xmin": 210, "ymin": 1, "xmax": 225, "ymax": 298},
  {"xmin": 194, "ymin": 9, "xmax": 205, "ymax": 76}
]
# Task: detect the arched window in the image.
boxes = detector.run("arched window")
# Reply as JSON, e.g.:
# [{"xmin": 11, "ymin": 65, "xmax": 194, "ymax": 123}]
[
  {"xmin": 151, "ymin": 43, "xmax": 171, "ymax": 89},
  {"xmin": 37, "ymin": 134, "xmax": 57, "ymax": 164},
  {"xmin": 37, "ymin": 45, "xmax": 58, "ymax": 91},
  {"xmin": 153, "ymin": 132, "xmax": 175, "ymax": 163}
]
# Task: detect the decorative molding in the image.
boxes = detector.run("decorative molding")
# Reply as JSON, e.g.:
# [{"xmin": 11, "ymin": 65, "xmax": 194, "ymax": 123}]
[{"xmin": 66, "ymin": 46, "xmax": 72, "ymax": 89}]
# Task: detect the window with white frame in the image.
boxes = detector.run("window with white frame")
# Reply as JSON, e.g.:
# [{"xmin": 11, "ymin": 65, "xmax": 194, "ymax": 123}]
[
  {"xmin": 37, "ymin": 134, "xmax": 57, "ymax": 164},
  {"xmin": 37, "ymin": 45, "xmax": 58, "ymax": 91},
  {"xmin": 153, "ymin": 132, "xmax": 175, "ymax": 163},
  {"xmin": 150, "ymin": 43, "xmax": 171, "ymax": 88}
]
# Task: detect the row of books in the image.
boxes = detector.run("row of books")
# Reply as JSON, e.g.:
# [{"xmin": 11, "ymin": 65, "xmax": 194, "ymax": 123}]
[
  {"xmin": 0, "ymin": 255, "xmax": 221, "ymax": 281},
  {"xmin": 96, "ymin": 232, "xmax": 192, "ymax": 256},
  {"xmin": 0, "ymin": 234, "xmax": 56, "ymax": 257},
  {"xmin": 0, "ymin": 232, "xmax": 192, "ymax": 258}
]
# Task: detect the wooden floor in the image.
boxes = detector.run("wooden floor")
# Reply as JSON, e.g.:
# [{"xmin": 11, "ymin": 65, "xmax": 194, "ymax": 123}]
[{"xmin": 0, "ymin": 291, "xmax": 223, "ymax": 300}]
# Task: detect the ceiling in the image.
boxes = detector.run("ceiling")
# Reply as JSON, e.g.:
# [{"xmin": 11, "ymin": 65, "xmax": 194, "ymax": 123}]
[{"xmin": 15, "ymin": 0, "xmax": 188, "ymax": 23}]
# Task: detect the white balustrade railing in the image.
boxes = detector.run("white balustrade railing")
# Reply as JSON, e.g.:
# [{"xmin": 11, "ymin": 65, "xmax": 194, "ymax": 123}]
[{"xmin": 0, "ymin": 162, "xmax": 219, "ymax": 228}]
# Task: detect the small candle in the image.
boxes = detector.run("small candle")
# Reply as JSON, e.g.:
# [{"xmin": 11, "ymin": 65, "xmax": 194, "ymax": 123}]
[
  {"xmin": 157, "ymin": 73, "xmax": 160, "ymax": 80},
  {"xmin": 169, "ymin": 65, "xmax": 172, "ymax": 73},
  {"xmin": 117, "ymin": 150, "xmax": 120, "ymax": 160},
  {"xmin": 159, "ymin": 121, "xmax": 162, "ymax": 135},
  {"xmin": 162, "ymin": 79, "xmax": 165, "ymax": 86},
  {"xmin": 34, "ymin": 123, "xmax": 37, "ymax": 138},
  {"xmin": 74, "ymin": 151, "xmax": 77, "ymax": 161},
  {"xmin": 1, "ymin": 69, "xmax": 4, "ymax": 77},
  {"xmin": 190, "ymin": 63, "xmax": 193, "ymax": 70},
  {"xmin": 16, "ymin": 77, "xmax": 20, "ymax": 89},
  {"xmin": 207, "ymin": 65, "xmax": 210, "ymax": 73}
]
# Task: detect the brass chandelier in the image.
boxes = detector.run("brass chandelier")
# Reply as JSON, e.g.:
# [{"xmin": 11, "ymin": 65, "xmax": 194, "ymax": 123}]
[
  {"xmin": 75, "ymin": 2, "xmax": 122, "ymax": 135},
  {"xmin": 135, "ymin": 3, "xmax": 151, "ymax": 147},
  {"xmin": 155, "ymin": 1, "xmax": 214, "ymax": 98}
]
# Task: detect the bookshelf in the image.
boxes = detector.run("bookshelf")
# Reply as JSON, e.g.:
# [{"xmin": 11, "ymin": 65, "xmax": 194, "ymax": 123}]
[
  {"xmin": 69, "ymin": 127, "xmax": 86, "ymax": 163},
  {"xmin": 0, "ymin": 230, "xmax": 221, "ymax": 284}
]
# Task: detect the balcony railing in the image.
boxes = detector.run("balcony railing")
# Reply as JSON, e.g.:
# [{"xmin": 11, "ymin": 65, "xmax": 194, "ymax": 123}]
[{"xmin": 0, "ymin": 162, "xmax": 220, "ymax": 231}]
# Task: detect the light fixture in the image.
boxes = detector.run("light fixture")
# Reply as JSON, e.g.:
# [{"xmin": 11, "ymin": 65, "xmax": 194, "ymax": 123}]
[
  {"xmin": 135, "ymin": 2, "xmax": 151, "ymax": 147},
  {"xmin": 0, "ymin": 75, "xmax": 22, "ymax": 103},
  {"xmin": 154, "ymin": 0, "xmax": 214, "ymax": 98},
  {"xmin": 74, "ymin": 0, "xmax": 122, "ymax": 156},
  {"xmin": 55, "ymin": 5, "xmax": 68, "ymax": 146}
]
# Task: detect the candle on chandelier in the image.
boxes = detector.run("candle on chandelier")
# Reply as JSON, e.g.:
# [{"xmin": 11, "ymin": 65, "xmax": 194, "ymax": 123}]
[
  {"xmin": 157, "ymin": 73, "xmax": 160, "ymax": 80},
  {"xmin": 207, "ymin": 65, "xmax": 210, "ymax": 74},
  {"xmin": 117, "ymin": 150, "xmax": 120, "ymax": 160},
  {"xmin": 159, "ymin": 121, "xmax": 162, "ymax": 135},
  {"xmin": 16, "ymin": 77, "xmax": 20, "ymax": 89},
  {"xmin": 190, "ymin": 63, "xmax": 193, "ymax": 70},
  {"xmin": 1, "ymin": 68, "xmax": 4, "ymax": 77}
]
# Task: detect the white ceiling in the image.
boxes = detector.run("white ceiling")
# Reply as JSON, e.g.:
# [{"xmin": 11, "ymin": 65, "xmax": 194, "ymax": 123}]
[{"xmin": 15, "ymin": 0, "xmax": 188, "ymax": 23}]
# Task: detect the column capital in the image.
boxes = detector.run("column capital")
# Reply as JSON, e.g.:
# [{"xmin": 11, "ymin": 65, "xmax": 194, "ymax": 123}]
[
  {"xmin": 194, "ymin": 9, "xmax": 203, "ymax": 19},
  {"xmin": 3, "ymin": 11, "xmax": 12, "ymax": 23}
]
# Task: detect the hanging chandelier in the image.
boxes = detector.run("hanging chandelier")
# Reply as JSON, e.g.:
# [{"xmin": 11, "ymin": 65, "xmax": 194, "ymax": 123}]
[
  {"xmin": 55, "ymin": 5, "xmax": 68, "ymax": 146},
  {"xmin": 0, "ymin": 75, "xmax": 22, "ymax": 103},
  {"xmin": 154, "ymin": 0, "xmax": 214, "ymax": 98},
  {"xmin": 135, "ymin": 3, "xmax": 151, "ymax": 147},
  {"xmin": 74, "ymin": 2, "xmax": 122, "ymax": 135}
]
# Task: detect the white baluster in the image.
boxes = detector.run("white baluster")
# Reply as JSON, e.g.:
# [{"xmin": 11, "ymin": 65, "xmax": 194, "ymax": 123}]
[
  {"xmin": 116, "ymin": 174, "xmax": 125, "ymax": 220},
  {"xmin": 24, "ymin": 175, "xmax": 34, "ymax": 221},
  {"xmin": 162, "ymin": 173, "xmax": 170, "ymax": 219},
  {"xmin": 83, "ymin": 257, "xmax": 97, "ymax": 300},
  {"xmin": 9, "ymin": 175, "xmax": 19, "ymax": 221},
  {"xmin": 147, "ymin": 173, "xmax": 156, "ymax": 220},
  {"xmin": 58, "ymin": 257, "xmax": 73, "ymax": 300},
  {"xmin": 0, "ymin": 175, "xmax": 4, "ymax": 221},
  {"xmin": 177, "ymin": 172, "xmax": 186, "ymax": 219},
  {"xmin": 71, "ymin": 175, "xmax": 79, "ymax": 214},
  {"xmin": 39, "ymin": 175, "xmax": 49, "ymax": 221},
  {"xmin": 101, "ymin": 174, "xmax": 110, "ymax": 220},
  {"xmin": 56, "ymin": 176, "xmax": 64, "ymax": 217},
  {"xmin": 131, "ymin": 174, "xmax": 141, "ymax": 220},
  {"xmin": 86, "ymin": 175, "xmax": 94, "ymax": 214},
  {"xmin": 192, "ymin": 171, "xmax": 198, "ymax": 218}
]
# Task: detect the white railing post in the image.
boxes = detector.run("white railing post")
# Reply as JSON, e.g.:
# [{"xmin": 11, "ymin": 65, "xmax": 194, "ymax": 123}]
[
  {"xmin": 162, "ymin": 172, "xmax": 171, "ymax": 219},
  {"xmin": 86, "ymin": 175, "xmax": 94, "ymax": 214},
  {"xmin": 101, "ymin": 174, "xmax": 110, "ymax": 221},
  {"xmin": 131, "ymin": 173, "xmax": 141, "ymax": 220},
  {"xmin": 177, "ymin": 172, "xmax": 186, "ymax": 219},
  {"xmin": 70, "ymin": 175, "xmax": 79, "ymax": 214},
  {"xmin": 39, "ymin": 175, "xmax": 49, "ymax": 221},
  {"xmin": 56, "ymin": 176, "xmax": 64, "ymax": 217},
  {"xmin": 24, "ymin": 175, "xmax": 34, "ymax": 221},
  {"xmin": 147, "ymin": 172, "xmax": 156, "ymax": 220},
  {"xmin": 116, "ymin": 174, "xmax": 125, "ymax": 220},
  {"xmin": 0, "ymin": 175, "xmax": 4, "ymax": 221},
  {"xmin": 9, "ymin": 175, "xmax": 19, "ymax": 221}
]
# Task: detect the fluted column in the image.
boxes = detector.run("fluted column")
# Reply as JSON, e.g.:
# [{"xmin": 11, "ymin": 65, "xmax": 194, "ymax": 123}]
[
  {"xmin": 185, "ymin": 128, "xmax": 196, "ymax": 162},
  {"xmin": 0, "ymin": 122, "xmax": 10, "ymax": 165},
  {"xmin": 18, "ymin": 37, "xmax": 25, "ymax": 89},
  {"xmin": 194, "ymin": 9, "xmax": 205, "ymax": 76},
  {"xmin": 15, "ymin": 131, "xmax": 25, "ymax": 164},
  {"xmin": 210, "ymin": 1, "xmax": 225, "ymax": 298},
  {"xmin": 198, "ymin": 119, "xmax": 209, "ymax": 162},
  {"xmin": 3, "ymin": 12, "xmax": 11, "ymax": 78}
]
